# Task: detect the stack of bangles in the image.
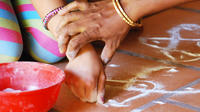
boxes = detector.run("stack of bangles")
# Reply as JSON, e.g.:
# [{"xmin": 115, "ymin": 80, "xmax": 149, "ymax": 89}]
[{"xmin": 112, "ymin": 0, "xmax": 142, "ymax": 27}]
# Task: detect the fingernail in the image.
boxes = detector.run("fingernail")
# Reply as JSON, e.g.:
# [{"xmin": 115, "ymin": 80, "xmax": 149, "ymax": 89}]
[
  {"xmin": 67, "ymin": 51, "xmax": 78, "ymax": 60},
  {"xmin": 103, "ymin": 58, "xmax": 109, "ymax": 64}
]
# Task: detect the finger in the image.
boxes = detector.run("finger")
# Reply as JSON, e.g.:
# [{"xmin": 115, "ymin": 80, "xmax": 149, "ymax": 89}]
[
  {"xmin": 97, "ymin": 71, "xmax": 106, "ymax": 104},
  {"xmin": 56, "ymin": 12, "xmax": 84, "ymax": 34},
  {"xmin": 68, "ymin": 23, "xmax": 85, "ymax": 37},
  {"xmin": 64, "ymin": 11, "xmax": 84, "ymax": 22},
  {"xmin": 59, "ymin": 1, "xmax": 88, "ymax": 16},
  {"xmin": 85, "ymin": 80, "xmax": 98, "ymax": 103},
  {"xmin": 59, "ymin": 1, "xmax": 80, "ymax": 15},
  {"xmin": 57, "ymin": 30, "xmax": 70, "ymax": 54},
  {"xmin": 64, "ymin": 72, "xmax": 82, "ymax": 99},
  {"xmin": 86, "ymin": 90, "xmax": 97, "ymax": 103},
  {"xmin": 66, "ymin": 30, "xmax": 97, "ymax": 60},
  {"xmin": 64, "ymin": 70, "xmax": 86, "ymax": 101},
  {"xmin": 67, "ymin": 83, "xmax": 86, "ymax": 101},
  {"xmin": 71, "ymin": 86, "xmax": 86, "ymax": 101},
  {"xmin": 101, "ymin": 40, "xmax": 119, "ymax": 64},
  {"xmin": 69, "ymin": 78, "xmax": 86, "ymax": 101},
  {"xmin": 74, "ymin": 81, "xmax": 87, "ymax": 102}
]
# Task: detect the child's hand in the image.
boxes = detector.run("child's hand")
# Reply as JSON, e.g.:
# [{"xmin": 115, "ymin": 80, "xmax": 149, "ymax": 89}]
[{"xmin": 64, "ymin": 44, "xmax": 105, "ymax": 103}]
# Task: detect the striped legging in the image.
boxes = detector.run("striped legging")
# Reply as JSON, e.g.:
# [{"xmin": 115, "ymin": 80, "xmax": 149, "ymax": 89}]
[{"xmin": 0, "ymin": 0, "xmax": 65, "ymax": 63}]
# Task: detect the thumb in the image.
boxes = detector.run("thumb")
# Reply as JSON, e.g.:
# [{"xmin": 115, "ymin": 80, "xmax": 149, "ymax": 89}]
[
  {"xmin": 101, "ymin": 41, "xmax": 117, "ymax": 64},
  {"xmin": 97, "ymin": 71, "xmax": 106, "ymax": 104}
]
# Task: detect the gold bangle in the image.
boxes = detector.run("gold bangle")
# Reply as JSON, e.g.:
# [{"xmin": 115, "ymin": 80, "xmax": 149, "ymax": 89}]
[{"xmin": 112, "ymin": 0, "xmax": 142, "ymax": 27}]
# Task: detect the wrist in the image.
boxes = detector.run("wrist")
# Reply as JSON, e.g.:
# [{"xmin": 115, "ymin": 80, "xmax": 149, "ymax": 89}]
[{"xmin": 120, "ymin": 0, "xmax": 144, "ymax": 22}]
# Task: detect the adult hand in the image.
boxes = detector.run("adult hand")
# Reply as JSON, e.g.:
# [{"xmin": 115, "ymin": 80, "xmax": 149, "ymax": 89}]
[
  {"xmin": 58, "ymin": 0, "xmax": 131, "ymax": 64},
  {"xmin": 46, "ymin": 0, "xmax": 88, "ymax": 55}
]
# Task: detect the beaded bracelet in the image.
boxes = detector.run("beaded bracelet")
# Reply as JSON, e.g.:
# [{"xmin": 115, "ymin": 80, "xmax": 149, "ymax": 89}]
[{"xmin": 42, "ymin": 6, "xmax": 64, "ymax": 30}]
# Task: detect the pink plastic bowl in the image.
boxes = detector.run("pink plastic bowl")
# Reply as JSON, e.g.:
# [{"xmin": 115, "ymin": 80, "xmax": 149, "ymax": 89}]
[{"xmin": 0, "ymin": 62, "xmax": 65, "ymax": 112}]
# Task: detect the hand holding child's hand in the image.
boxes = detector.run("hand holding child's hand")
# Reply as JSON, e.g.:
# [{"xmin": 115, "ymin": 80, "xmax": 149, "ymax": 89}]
[{"xmin": 57, "ymin": 0, "xmax": 130, "ymax": 64}]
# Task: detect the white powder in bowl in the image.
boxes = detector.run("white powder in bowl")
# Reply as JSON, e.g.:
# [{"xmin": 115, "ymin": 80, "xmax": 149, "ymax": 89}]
[{"xmin": 2, "ymin": 88, "xmax": 22, "ymax": 93}]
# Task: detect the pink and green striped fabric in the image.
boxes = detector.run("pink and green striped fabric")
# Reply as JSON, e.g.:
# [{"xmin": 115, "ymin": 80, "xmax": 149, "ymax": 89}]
[
  {"xmin": 0, "ymin": 0, "xmax": 23, "ymax": 63},
  {"xmin": 13, "ymin": 0, "xmax": 65, "ymax": 63}
]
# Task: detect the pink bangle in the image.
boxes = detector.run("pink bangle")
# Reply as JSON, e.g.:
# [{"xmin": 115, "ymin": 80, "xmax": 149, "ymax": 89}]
[{"xmin": 42, "ymin": 6, "xmax": 64, "ymax": 30}]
